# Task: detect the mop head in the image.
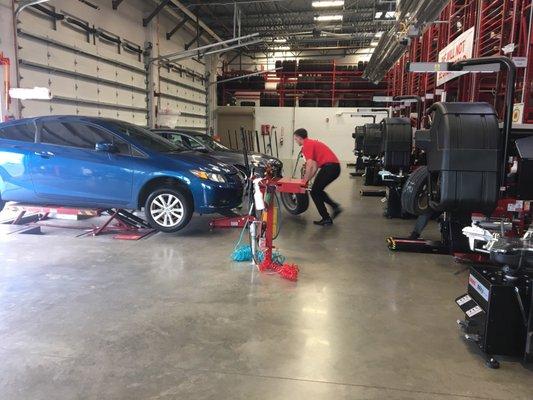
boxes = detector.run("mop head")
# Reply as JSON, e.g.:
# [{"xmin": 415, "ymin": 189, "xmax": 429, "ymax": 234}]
[
  {"xmin": 232, "ymin": 246, "xmax": 298, "ymax": 281},
  {"xmin": 231, "ymin": 245, "xmax": 286, "ymax": 264},
  {"xmin": 231, "ymin": 244, "xmax": 254, "ymax": 261}
]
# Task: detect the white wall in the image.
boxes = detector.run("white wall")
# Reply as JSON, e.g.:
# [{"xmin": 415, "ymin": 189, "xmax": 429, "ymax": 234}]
[{"xmin": 253, "ymin": 107, "xmax": 387, "ymax": 162}]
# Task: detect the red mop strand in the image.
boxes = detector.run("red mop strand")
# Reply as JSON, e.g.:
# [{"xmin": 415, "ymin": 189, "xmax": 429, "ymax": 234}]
[{"xmin": 259, "ymin": 254, "xmax": 299, "ymax": 281}]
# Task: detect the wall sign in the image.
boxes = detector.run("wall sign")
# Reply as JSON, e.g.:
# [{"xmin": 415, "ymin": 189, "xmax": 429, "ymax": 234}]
[{"xmin": 437, "ymin": 27, "xmax": 475, "ymax": 86}]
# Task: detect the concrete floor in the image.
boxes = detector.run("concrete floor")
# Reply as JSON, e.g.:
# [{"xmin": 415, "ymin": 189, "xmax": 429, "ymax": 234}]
[{"xmin": 0, "ymin": 172, "xmax": 531, "ymax": 400}]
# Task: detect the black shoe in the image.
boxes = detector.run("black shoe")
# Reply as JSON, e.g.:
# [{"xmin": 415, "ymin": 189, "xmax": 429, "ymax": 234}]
[
  {"xmin": 408, "ymin": 231, "xmax": 420, "ymax": 240},
  {"xmin": 314, "ymin": 218, "xmax": 333, "ymax": 226},
  {"xmin": 332, "ymin": 206, "xmax": 343, "ymax": 219}
]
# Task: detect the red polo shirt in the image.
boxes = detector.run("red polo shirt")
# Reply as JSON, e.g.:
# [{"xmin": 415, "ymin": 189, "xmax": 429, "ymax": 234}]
[{"xmin": 302, "ymin": 138, "xmax": 339, "ymax": 168}]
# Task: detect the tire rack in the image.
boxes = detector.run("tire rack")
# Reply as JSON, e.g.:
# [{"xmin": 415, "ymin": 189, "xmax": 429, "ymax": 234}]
[
  {"xmin": 386, "ymin": 0, "xmax": 532, "ymax": 124},
  {"xmin": 219, "ymin": 61, "xmax": 388, "ymax": 108}
]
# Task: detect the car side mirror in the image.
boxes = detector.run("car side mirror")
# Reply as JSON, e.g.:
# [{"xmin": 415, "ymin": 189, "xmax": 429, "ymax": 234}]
[
  {"xmin": 196, "ymin": 146, "xmax": 209, "ymax": 153},
  {"xmin": 95, "ymin": 142, "xmax": 118, "ymax": 153}
]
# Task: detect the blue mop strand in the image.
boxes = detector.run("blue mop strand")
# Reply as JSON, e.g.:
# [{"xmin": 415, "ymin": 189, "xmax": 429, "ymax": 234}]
[
  {"xmin": 232, "ymin": 244, "xmax": 253, "ymax": 261},
  {"xmin": 257, "ymin": 250, "xmax": 286, "ymax": 265},
  {"xmin": 230, "ymin": 204, "xmax": 254, "ymax": 261}
]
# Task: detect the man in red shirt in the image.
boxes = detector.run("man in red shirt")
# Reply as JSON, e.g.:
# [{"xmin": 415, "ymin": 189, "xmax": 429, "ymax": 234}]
[{"xmin": 294, "ymin": 128, "xmax": 342, "ymax": 225}]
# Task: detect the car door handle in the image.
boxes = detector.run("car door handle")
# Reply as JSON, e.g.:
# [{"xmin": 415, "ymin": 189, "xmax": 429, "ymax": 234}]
[{"xmin": 34, "ymin": 151, "xmax": 55, "ymax": 158}]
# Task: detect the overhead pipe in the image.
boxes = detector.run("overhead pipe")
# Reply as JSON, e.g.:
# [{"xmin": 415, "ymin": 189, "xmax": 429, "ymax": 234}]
[{"xmin": 15, "ymin": 0, "xmax": 50, "ymax": 16}]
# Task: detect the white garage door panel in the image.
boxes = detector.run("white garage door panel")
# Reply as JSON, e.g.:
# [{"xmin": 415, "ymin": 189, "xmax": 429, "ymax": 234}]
[
  {"xmin": 98, "ymin": 86, "xmax": 118, "ymax": 104},
  {"xmin": 76, "ymin": 81, "xmax": 99, "ymax": 102},
  {"xmin": 20, "ymin": 9, "xmax": 55, "ymax": 34},
  {"xmin": 116, "ymin": 89, "xmax": 134, "ymax": 106},
  {"xmin": 18, "ymin": 37, "xmax": 49, "ymax": 65},
  {"xmin": 74, "ymin": 54, "xmax": 98, "ymax": 76},
  {"xmin": 49, "ymin": 74, "xmax": 77, "ymax": 98},
  {"xmin": 19, "ymin": 67, "xmax": 49, "ymax": 89},
  {"xmin": 76, "ymin": 105, "xmax": 99, "ymax": 117},
  {"xmin": 132, "ymin": 113, "xmax": 146, "ymax": 126},
  {"xmin": 58, "ymin": 19, "xmax": 93, "ymax": 46},
  {"xmin": 48, "ymin": 46, "xmax": 76, "ymax": 70},
  {"xmin": 132, "ymin": 93, "xmax": 146, "ymax": 108},
  {"xmin": 99, "ymin": 108, "xmax": 120, "ymax": 119},
  {"xmin": 115, "ymin": 68, "xmax": 135, "ymax": 87},
  {"xmin": 97, "ymin": 62, "xmax": 116, "ymax": 81},
  {"xmin": 132, "ymin": 71, "xmax": 145, "ymax": 88}
]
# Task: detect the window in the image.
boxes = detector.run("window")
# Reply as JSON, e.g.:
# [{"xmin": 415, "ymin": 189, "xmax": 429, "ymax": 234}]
[
  {"xmin": 184, "ymin": 136, "xmax": 205, "ymax": 150},
  {"xmin": 40, "ymin": 121, "xmax": 130, "ymax": 155},
  {"xmin": 109, "ymin": 121, "xmax": 182, "ymax": 153},
  {"xmin": 0, "ymin": 123, "xmax": 36, "ymax": 142}
]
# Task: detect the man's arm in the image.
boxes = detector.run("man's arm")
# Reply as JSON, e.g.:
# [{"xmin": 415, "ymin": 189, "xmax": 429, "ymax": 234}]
[{"xmin": 303, "ymin": 159, "xmax": 318, "ymax": 185}]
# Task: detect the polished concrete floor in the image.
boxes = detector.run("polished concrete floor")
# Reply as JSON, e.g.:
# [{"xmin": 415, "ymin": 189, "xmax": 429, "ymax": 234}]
[{"xmin": 0, "ymin": 172, "xmax": 531, "ymax": 400}]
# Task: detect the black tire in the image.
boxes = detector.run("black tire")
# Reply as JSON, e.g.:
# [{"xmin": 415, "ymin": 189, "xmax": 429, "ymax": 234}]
[
  {"xmin": 280, "ymin": 192, "xmax": 310, "ymax": 215},
  {"xmin": 401, "ymin": 166, "xmax": 430, "ymax": 216},
  {"xmin": 144, "ymin": 186, "xmax": 193, "ymax": 233}
]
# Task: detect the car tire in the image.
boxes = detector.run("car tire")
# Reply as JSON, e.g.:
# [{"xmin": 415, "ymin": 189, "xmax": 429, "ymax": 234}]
[
  {"xmin": 401, "ymin": 166, "xmax": 430, "ymax": 216},
  {"xmin": 280, "ymin": 192, "xmax": 310, "ymax": 215},
  {"xmin": 144, "ymin": 186, "xmax": 193, "ymax": 233}
]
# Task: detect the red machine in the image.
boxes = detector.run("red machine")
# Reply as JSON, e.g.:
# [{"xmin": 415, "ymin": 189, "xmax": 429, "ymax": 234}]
[{"xmin": 211, "ymin": 175, "xmax": 307, "ymax": 281}]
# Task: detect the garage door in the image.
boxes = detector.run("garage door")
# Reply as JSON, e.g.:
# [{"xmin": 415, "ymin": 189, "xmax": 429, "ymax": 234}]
[{"xmin": 16, "ymin": 3, "xmax": 207, "ymax": 130}]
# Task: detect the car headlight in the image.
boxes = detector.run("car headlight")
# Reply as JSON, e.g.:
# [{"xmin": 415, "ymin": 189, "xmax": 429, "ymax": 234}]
[{"xmin": 191, "ymin": 170, "xmax": 227, "ymax": 183}]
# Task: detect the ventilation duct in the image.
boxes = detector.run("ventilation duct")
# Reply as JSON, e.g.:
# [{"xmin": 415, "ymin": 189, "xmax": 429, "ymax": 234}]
[{"xmin": 363, "ymin": 0, "xmax": 451, "ymax": 83}]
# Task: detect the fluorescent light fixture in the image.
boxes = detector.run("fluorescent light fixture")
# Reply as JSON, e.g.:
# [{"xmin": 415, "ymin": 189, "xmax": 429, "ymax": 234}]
[
  {"xmin": 370, "ymin": 40, "xmax": 380, "ymax": 47},
  {"xmin": 374, "ymin": 31, "xmax": 384, "ymax": 38},
  {"xmin": 374, "ymin": 11, "xmax": 382, "ymax": 18},
  {"xmin": 312, "ymin": 0, "xmax": 344, "ymax": 7},
  {"xmin": 273, "ymin": 38, "xmax": 287, "ymax": 43},
  {"xmin": 9, "ymin": 87, "xmax": 52, "ymax": 100},
  {"xmin": 314, "ymin": 14, "xmax": 343, "ymax": 22},
  {"xmin": 385, "ymin": 11, "xmax": 395, "ymax": 19},
  {"xmin": 273, "ymin": 46, "xmax": 290, "ymax": 51}
]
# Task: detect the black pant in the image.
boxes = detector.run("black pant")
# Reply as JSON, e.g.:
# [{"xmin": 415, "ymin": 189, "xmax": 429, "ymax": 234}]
[{"xmin": 311, "ymin": 163, "xmax": 341, "ymax": 219}]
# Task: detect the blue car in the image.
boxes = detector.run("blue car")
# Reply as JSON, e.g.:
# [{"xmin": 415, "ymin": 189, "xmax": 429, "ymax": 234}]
[{"xmin": 0, "ymin": 116, "xmax": 244, "ymax": 232}]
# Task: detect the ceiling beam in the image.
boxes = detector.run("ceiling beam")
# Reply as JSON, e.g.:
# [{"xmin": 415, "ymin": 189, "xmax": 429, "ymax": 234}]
[
  {"xmin": 143, "ymin": 0, "xmax": 171, "ymax": 27},
  {"xmin": 166, "ymin": 16, "xmax": 189, "ymax": 40},
  {"xmin": 112, "ymin": 0, "xmax": 125, "ymax": 10}
]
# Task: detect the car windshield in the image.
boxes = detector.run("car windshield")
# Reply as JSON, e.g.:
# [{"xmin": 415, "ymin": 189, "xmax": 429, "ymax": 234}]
[
  {"xmin": 195, "ymin": 134, "xmax": 230, "ymax": 151},
  {"xmin": 110, "ymin": 122, "xmax": 185, "ymax": 153}
]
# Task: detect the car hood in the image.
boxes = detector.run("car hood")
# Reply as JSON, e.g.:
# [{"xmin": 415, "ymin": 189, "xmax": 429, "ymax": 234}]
[{"xmin": 163, "ymin": 151, "xmax": 238, "ymax": 174}]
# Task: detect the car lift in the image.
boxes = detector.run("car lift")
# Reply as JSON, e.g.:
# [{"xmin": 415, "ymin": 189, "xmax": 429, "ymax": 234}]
[{"xmin": 6, "ymin": 204, "xmax": 155, "ymax": 240}]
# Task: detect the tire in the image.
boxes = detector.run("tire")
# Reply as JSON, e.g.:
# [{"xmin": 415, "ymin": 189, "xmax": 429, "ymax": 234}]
[
  {"xmin": 144, "ymin": 186, "xmax": 193, "ymax": 233},
  {"xmin": 401, "ymin": 166, "xmax": 430, "ymax": 216},
  {"xmin": 280, "ymin": 192, "xmax": 309, "ymax": 215}
]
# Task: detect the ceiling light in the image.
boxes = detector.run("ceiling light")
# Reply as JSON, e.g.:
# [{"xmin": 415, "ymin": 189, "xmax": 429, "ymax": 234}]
[
  {"xmin": 273, "ymin": 46, "xmax": 290, "ymax": 51},
  {"xmin": 314, "ymin": 14, "xmax": 343, "ymax": 22},
  {"xmin": 374, "ymin": 31, "xmax": 384, "ymax": 38},
  {"xmin": 374, "ymin": 11, "xmax": 382, "ymax": 18},
  {"xmin": 385, "ymin": 11, "xmax": 395, "ymax": 19},
  {"xmin": 273, "ymin": 38, "xmax": 287, "ymax": 43},
  {"xmin": 370, "ymin": 40, "xmax": 380, "ymax": 47},
  {"xmin": 312, "ymin": 1, "xmax": 344, "ymax": 8}
]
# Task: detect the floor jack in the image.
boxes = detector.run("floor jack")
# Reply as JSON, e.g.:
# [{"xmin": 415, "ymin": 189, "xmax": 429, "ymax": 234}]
[{"xmin": 387, "ymin": 212, "xmax": 472, "ymax": 256}]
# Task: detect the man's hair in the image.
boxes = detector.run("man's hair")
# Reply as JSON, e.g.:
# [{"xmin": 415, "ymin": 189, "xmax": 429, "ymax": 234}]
[{"xmin": 293, "ymin": 128, "xmax": 308, "ymax": 139}]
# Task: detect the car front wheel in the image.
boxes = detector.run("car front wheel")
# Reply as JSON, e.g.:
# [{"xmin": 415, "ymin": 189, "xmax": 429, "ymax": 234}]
[{"xmin": 145, "ymin": 187, "xmax": 193, "ymax": 233}]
